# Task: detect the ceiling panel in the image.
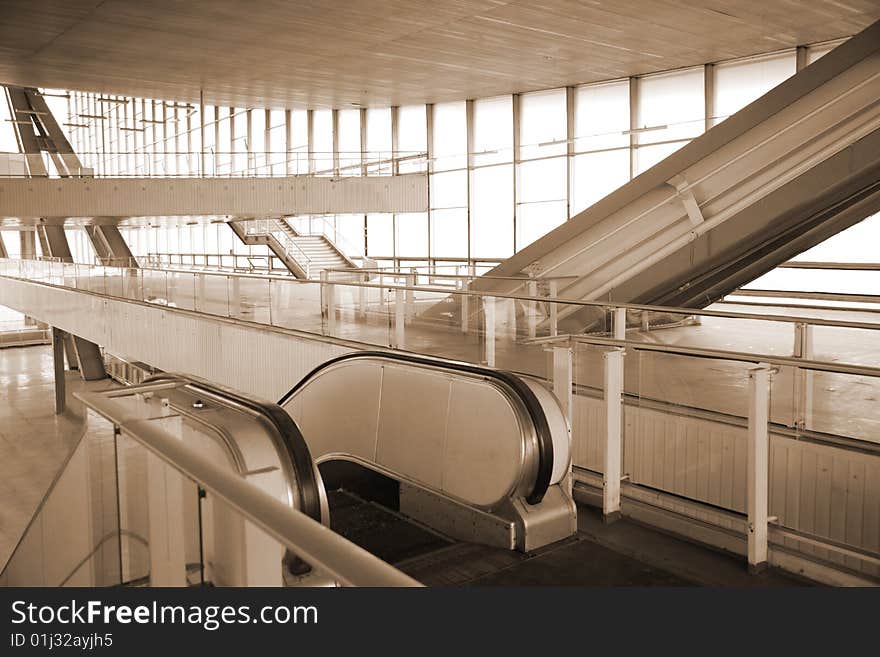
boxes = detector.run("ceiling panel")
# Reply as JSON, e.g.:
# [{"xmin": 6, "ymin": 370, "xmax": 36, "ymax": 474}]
[{"xmin": 0, "ymin": 0, "xmax": 877, "ymax": 108}]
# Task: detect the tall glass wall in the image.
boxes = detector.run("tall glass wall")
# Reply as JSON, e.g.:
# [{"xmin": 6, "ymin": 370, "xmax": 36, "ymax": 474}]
[{"xmin": 58, "ymin": 38, "xmax": 860, "ymax": 268}]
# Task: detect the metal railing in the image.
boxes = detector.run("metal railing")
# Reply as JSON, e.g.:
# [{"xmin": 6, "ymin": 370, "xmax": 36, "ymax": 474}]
[{"xmin": 1, "ymin": 256, "xmax": 878, "ymax": 579}]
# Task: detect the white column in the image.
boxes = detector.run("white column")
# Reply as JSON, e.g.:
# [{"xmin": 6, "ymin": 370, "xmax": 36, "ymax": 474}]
[
  {"xmin": 405, "ymin": 270, "xmax": 415, "ymax": 320},
  {"xmin": 613, "ymin": 306, "xmax": 627, "ymax": 340},
  {"xmin": 747, "ymin": 363, "xmax": 774, "ymax": 573},
  {"xmin": 549, "ymin": 280, "xmax": 558, "ymax": 337},
  {"xmin": 603, "ymin": 348, "xmax": 624, "ymax": 521}
]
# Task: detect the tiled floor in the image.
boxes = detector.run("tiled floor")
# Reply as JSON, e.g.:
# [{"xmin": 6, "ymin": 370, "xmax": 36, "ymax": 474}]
[{"xmin": 0, "ymin": 342, "xmax": 116, "ymax": 568}]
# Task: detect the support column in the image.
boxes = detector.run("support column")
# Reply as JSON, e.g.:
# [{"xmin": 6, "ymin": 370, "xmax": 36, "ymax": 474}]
[
  {"xmin": 19, "ymin": 229, "xmax": 36, "ymax": 259},
  {"xmin": 72, "ymin": 335, "xmax": 107, "ymax": 381},
  {"xmin": 39, "ymin": 224, "xmax": 73, "ymax": 262},
  {"xmin": 483, "ymin": 296, "xmax": 496, "ymax": 367},
  {"xmin": 52, "ymin": 327, "xmax": 66, "ymax": 414}
]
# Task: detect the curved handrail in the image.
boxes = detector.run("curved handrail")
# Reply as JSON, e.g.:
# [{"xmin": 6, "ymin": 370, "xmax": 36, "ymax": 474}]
[
  {"xmin": 279, "ymin": 350, "xmax": 554, "ymax": 504},
  {"xmin": 144, "ymin": 373, "xmax": 323, "ymax": 523}
]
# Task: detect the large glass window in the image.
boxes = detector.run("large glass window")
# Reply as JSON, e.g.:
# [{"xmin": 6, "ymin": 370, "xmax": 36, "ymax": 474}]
[
  {"xmin": 519, "ymin": 89, "xmax": 566, "ymax": 160},
  {"xmin": 366, "ymin": 213, "xmax": 393, "ymax": 257},
  {"xmin": 473, "ymin": 96, "xmax": 512, "ymax": 166},
  {"xmin": 432, "ymin": 102, "xmax": 466, "ymax": 171},
  {"xmin": 396, "ymin": 212, "xmax": 429, "ymax": 258},
  {"xmin": 337, "ymin": 109, "xmax": 361, "ymax": 175},
  {"xmin": 397, "ymin": 104, "xmax": 426, "ymax": 174},
  {"xmin": 471, "ymin": 165, "xmax": 513, "ymax": 258},
  {"xmin": 312, "ymin": 109, "xmax": 333, "ymax": 174},
  {"xmin": 634, "ymin": 67, "xmax": 704, "ymax": 174},
  {"xmin": 431, "ymin": 208, "xmax": 468, "ymax": 258},
  {"xmin": 366, "ymin": 107, "xmax": 391, "ymax": 173},
  {"xmin": 713, "ymin": 51, "xmax": 796, "ymax": 124}
]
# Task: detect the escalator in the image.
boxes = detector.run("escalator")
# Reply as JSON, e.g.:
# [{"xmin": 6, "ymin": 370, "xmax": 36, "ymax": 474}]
[
  {"xmin": 0, "ymin": 351, "xmax": 576, "ymax": 586},
  {"xmin": 474, "ymin": 19, "xmax": 880, "ymax": 333}
]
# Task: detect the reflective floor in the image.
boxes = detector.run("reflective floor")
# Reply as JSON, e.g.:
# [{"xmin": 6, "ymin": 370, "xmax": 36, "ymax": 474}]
[{"xmin": 0, "ymin": 344, "xmax": 116, "ymax": 567}]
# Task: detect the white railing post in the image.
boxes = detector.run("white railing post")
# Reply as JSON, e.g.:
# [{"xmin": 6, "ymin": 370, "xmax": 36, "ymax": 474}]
[
  {"xmin": 747, "ymin": 363, "xmax": 774, "ymax": 573},
  {"xmin": 552, "ymin": 345, "xmax": 573, "ymax": 430},
  {"xmin": 358, "ymin": 273, "xmax": 367, "ymax": 319},
  {"xmin": 527, "ymin": 277, "xmax": 538, "ymax": 339},
  {"xmin": 484, "ymin": 296, "xmax": 496, "ymax": 367},
  {"xmin": 549, "ymin": 280, "xmax": 559, "ymax": 337},
  {"xmin": 145, "ymin": 449, "xmax": 188, "ymax": 586},
  {"xmin": 613, "ymin": 306, "xmax": 627, "ymax": 340},
  {"xmin": 405, "ymin": 269, "xmax": 415, "ymax": 320},
  {"xmin": 394, "ymin": 286, "xmax": 405, "ymax": 349},
  {"xmin": 460, "ymin": 281, "xmax": 469, "ymax": 334},
  {"xmin": 793, "ymin": 322, "xmax": 814, "ymax": 431},
  {"xmin": 321, "ymin": 270, "xmax": 335, "ymax": 335},
  {"xmin": 603, "ymin": 348, "xmax": 625, "ymax": 522}
]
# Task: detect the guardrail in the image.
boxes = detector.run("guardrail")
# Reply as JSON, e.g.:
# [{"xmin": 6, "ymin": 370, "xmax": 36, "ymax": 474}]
[{"xmin": 0, "ymin": 256, "xmax": 877, "ymax": 579}]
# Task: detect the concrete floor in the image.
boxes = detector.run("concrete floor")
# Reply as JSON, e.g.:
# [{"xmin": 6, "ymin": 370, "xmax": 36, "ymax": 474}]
[{"xmin": 0, "ymin": 342, "xmax": 115, "ymax": 569}]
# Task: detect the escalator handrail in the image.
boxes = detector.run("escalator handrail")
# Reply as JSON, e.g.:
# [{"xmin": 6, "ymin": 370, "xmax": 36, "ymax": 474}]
[
  {"xmin": 144, "ymin": 373, "xmax": 323, "ymax": 523},
  {"xmin": 279, "ymin": 351, "xmax": 554, "ymax": 505}
]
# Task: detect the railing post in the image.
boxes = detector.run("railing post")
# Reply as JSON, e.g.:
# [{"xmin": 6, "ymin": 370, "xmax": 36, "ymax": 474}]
[
  {"xmin": 229, "ymin": 275, "xmax": 241, "ymax": 317},
  {"xmin": 552, "ymin": 345, "xmax": 573, "ymax": 429},
  {"xmin": 405, "ymin": 269, "xmax": 416, "ymax": 320},
  {"xmin": 793, "ymin": 322, "xmax": 814, "ymax": 431},
  {"xmin": 527, "ymin": 277, "xmax": 538, "ymax": 339},
  {"xmin": 613, "ymin": 306, "xmax": 627, "ymax": 340},
  {"xmin": 394, "ymin": 286, "xmax": 405, "ymax": 349},
  {"xmin": 321, "ymin": 270, "xmax": 336, "ymax": 335},
  {"xmin": 484, "ymin": 295, "xmax": 496, "ymax": 367},
  {"xmin": 747, "ymin": 363, "xmax": 774, "ymax": 573},
  {"xmin": 549, "ymin": 280, "xmax": 558, "ymax": 337},
  {"xmin": 358, "ymin": 273, "xmax": 367, "ymax": 319},
  {"xmin": 460, "ymin": 281, "xmax": 469, "ymax": 334},
  {"xmin": 603, "ymin": 347, "xmax": 625, "ymax": 522}
]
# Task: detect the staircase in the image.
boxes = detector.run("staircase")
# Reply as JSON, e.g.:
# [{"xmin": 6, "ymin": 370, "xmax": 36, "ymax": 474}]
[{"xmin": 229, "ymin": 218, "xmax": 356, "ymax": 279}]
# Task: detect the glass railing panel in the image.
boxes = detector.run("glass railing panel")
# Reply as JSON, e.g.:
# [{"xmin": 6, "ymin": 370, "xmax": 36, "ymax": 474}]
[
  {"xmin": 802, "ymin": 369, "xmax": 880, "ymax": 443},
  {"xmin": 812, "ymin": 324, "xmax": 880, "ymax": 368},
  {"xmin": 114, "ymin": 428, "xmax": 204, "ymax": 587},
  {"xmin": 268, "ymin": 278, "xmax": 323, "ymax": 333},
  {"xmin": 0, "ymin": 410, "xmax": 122, "ymax": 587},
  {"xmin": 229, "ymin": 275, "xmax": 271, "ymax": 324},
  {"xmin": 166, "ymin": 270, "xmax": 197, "ymax": 311}
]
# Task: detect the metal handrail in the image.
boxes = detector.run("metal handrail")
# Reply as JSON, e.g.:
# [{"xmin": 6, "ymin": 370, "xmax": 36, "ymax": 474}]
[
  {"xmin": 1, "ymin": 257, "xmax": 879, "ymax": 332},
  {"xmin": 532, "ymin": 333, "xmax": 880, "ymax": 379},
  {"xmin": 76, "ymin": 391, "xmax": 421, "ymax": 587}
]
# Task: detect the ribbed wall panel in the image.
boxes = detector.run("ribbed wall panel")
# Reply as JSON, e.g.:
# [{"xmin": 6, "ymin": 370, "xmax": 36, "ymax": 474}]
[
  {"xmin": 0, "ymin": 174, "xmax": 427, "ymax": 218},
  {"xmin": 572, "ymin": 390, "xmax": 878, "ymax": 574}
]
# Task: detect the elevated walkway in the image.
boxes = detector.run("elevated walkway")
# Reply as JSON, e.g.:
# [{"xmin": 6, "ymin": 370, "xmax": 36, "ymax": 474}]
[{"xmin": 0, "ymin": 173, "xmax": 427, "ymax": 219}]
